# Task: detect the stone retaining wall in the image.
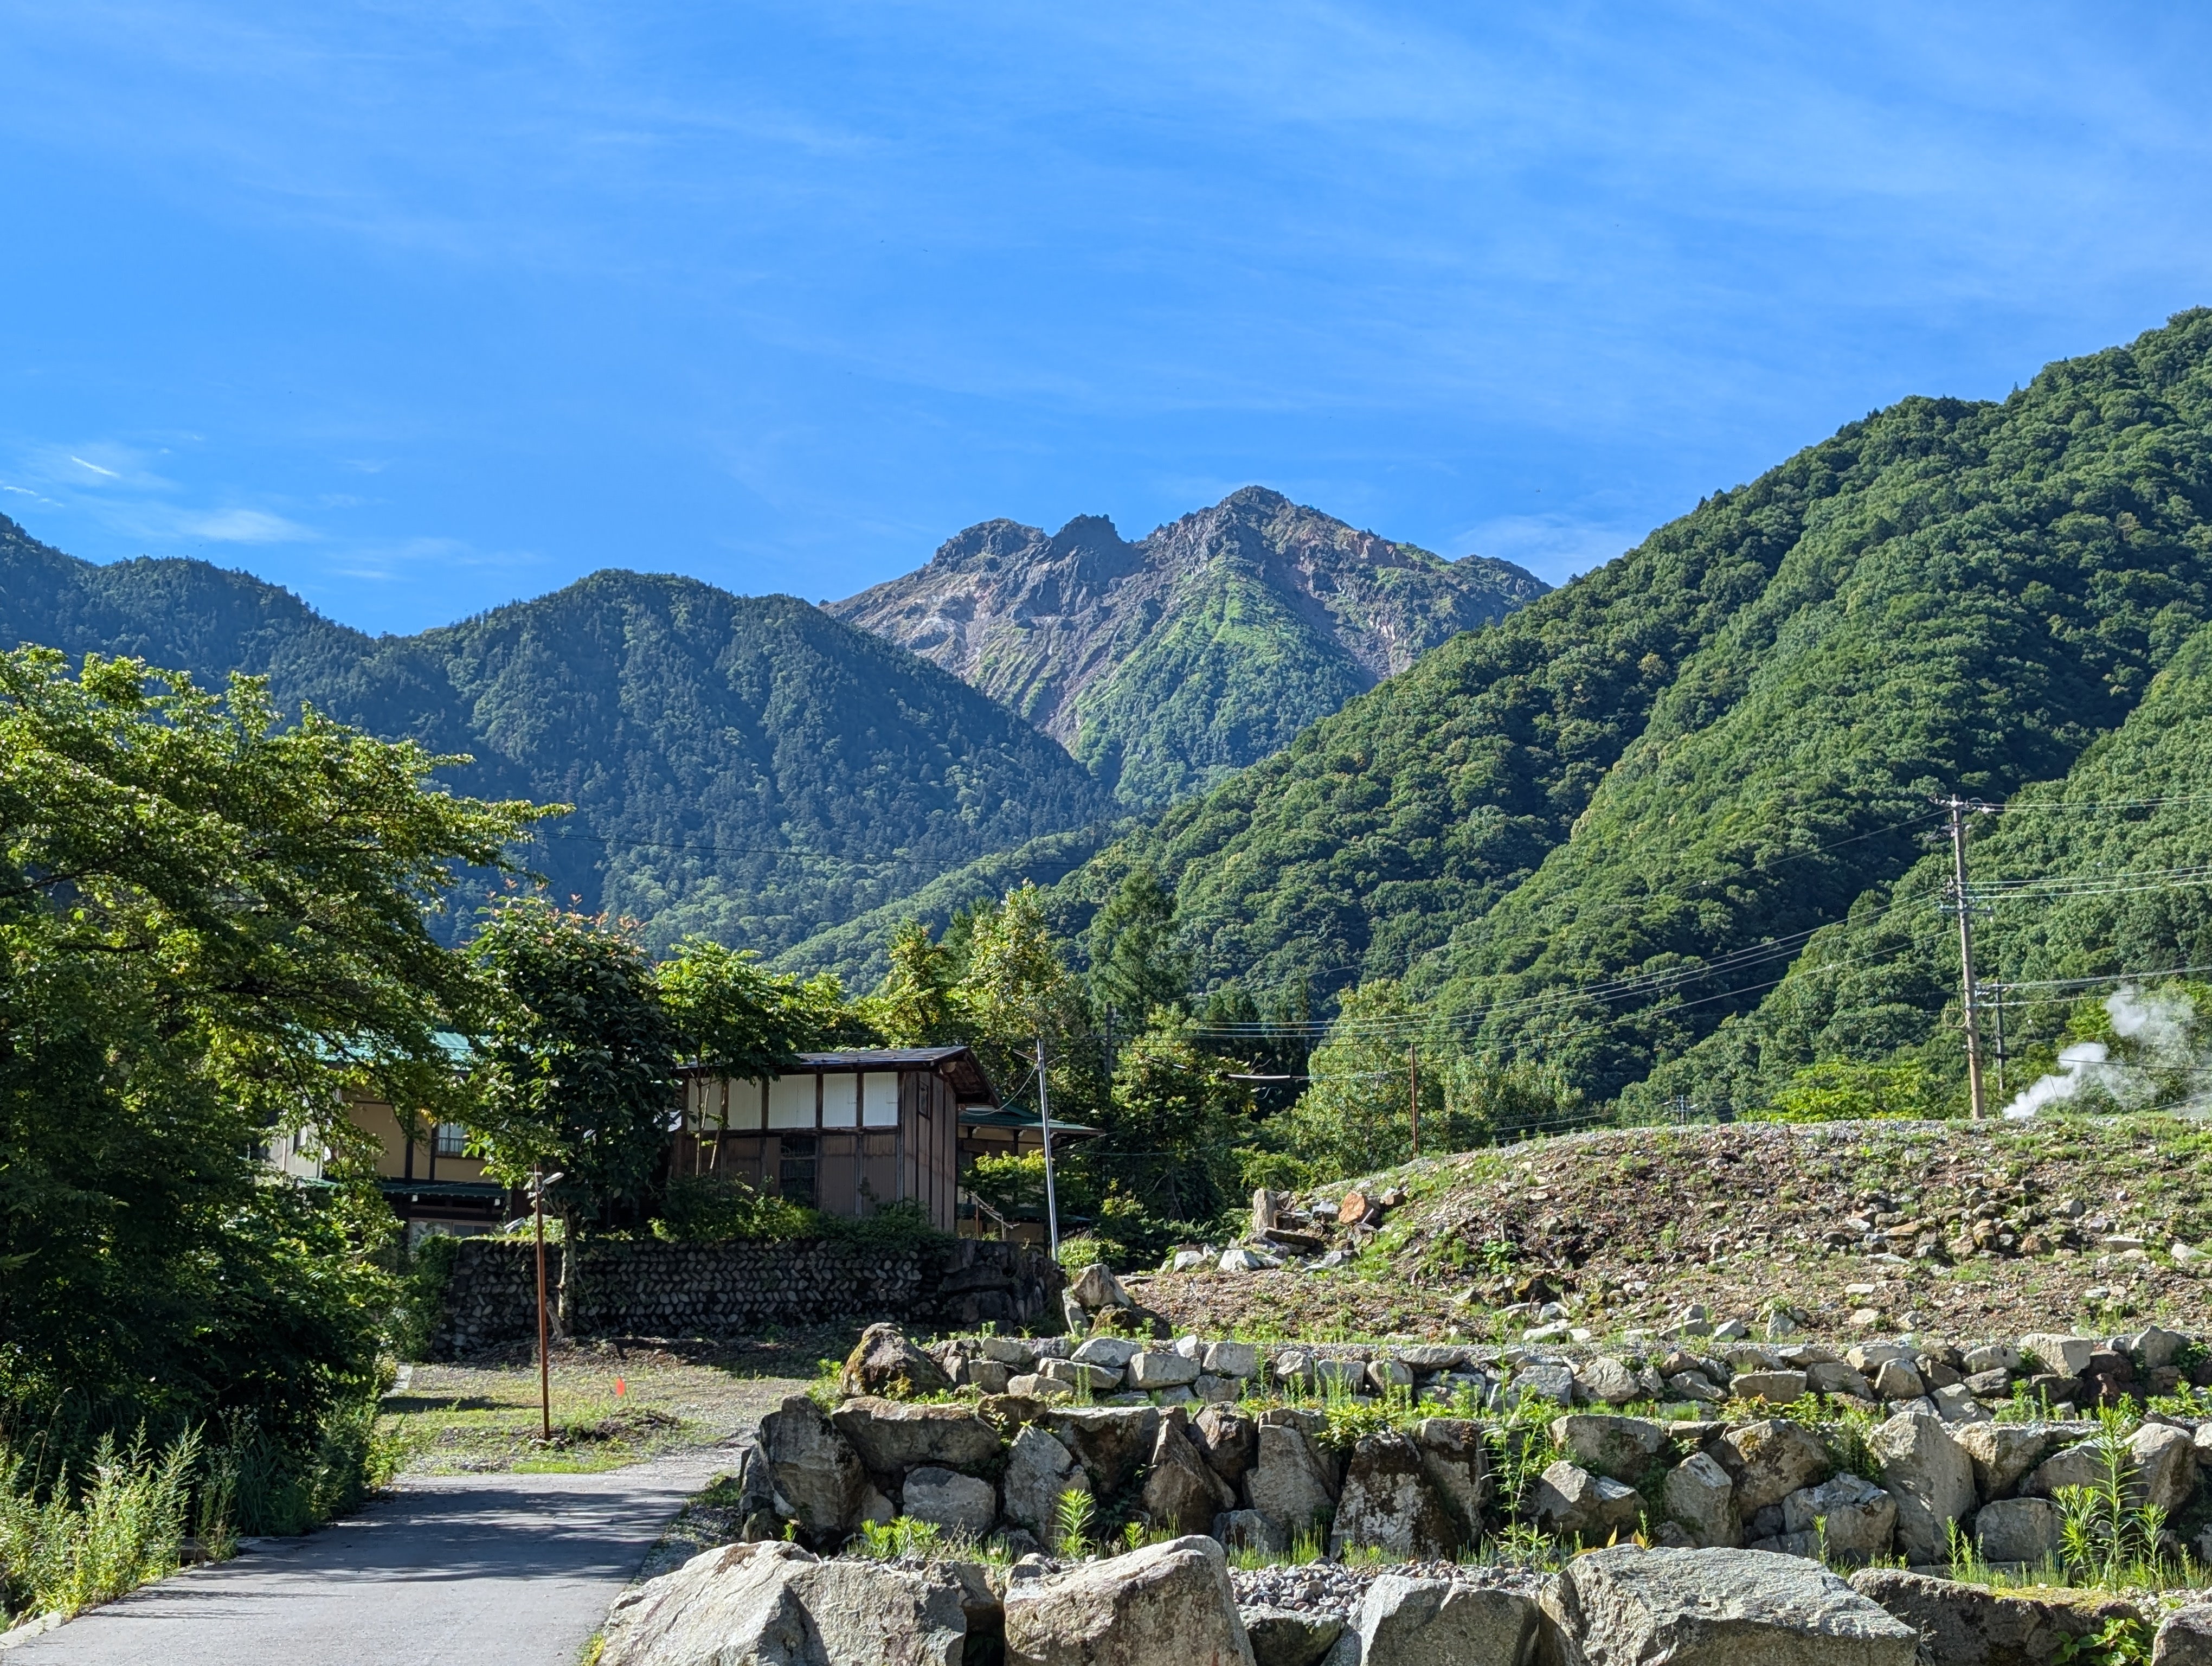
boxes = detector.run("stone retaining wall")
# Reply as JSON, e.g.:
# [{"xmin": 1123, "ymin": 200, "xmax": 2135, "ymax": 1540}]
[{"xmin": 433, "ymin": 1236, "xmax": 1063, "ymax": 1357}]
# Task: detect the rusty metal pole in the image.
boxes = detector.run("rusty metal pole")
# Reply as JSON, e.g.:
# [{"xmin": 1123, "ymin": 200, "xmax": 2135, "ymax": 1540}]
[
  {"xmin": 1408, "ymin": 1043, "xmax": 1420, "ymax": 1157},
  {"xmin": 533, "ymin": 1167, "xmax": 551, "ymax": 1443}
]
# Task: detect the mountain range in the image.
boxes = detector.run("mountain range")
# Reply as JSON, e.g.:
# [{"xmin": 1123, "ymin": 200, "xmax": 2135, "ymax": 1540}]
[
  {"xmin": 917, "ymin": 306, "xmax": 2212, "ymax": 1115},
  {"xmin": 0, "ymin": 526, "xmax": 1111, "ymax": 954},
  {"xmin": 829, "ymin": 486, "xmax": 1546, "ymax": 807}
]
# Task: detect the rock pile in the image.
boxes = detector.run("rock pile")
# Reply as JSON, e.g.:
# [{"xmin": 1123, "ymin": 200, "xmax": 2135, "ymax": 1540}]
[
  {"xmin": 741, "ymin": 1318, "xmax": 2212, "ymax": 1582},
  {"xmin": 607, "ymin": 1537, "xmax": 2126, "ymax": 1665}
]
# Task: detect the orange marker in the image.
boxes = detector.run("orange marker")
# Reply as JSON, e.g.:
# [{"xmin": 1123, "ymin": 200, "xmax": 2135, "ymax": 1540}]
[{"xmin": 615, "ymin": 1377, "xmax": 626, "ymax": 1396}]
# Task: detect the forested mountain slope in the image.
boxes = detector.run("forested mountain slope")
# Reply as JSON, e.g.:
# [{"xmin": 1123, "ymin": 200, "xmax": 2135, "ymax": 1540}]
[
  {"xmin": 0, "ymin": 526, "xmax": 1112, "ymax": 953},
  {"xmin": 829, "ymin": 486, "xmax": 1547, "ymax": 807},
  {"xmin": 1041, "ymin": 310, "xmax": 2212, "ymax": 1108}
]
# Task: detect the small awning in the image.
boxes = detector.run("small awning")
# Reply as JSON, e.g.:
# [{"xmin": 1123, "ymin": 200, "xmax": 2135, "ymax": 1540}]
[{"xmin": 959, "ymin": 1105, "xmax": 1102, "ymax": 1140}]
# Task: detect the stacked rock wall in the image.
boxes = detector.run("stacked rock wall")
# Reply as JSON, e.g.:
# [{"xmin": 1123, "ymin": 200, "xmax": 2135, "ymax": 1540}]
[{"xmin": 432, "ymin": 1236, "xmax": 1062, "ymax": 1356}]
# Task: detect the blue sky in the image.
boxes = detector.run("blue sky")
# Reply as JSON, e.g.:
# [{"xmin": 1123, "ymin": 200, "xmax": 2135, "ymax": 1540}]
[{"xmin": 2, "ymin": 2, "xmax": 2207, "ymax": 636}]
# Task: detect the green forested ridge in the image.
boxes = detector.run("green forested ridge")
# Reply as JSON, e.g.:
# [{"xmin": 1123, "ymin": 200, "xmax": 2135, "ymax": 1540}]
[
  {"xmin": 830, "ymin": 486, "xmax": 1548, "ymax": 808},
  {"xmin": 1033, "ymin": 309, "xmax": 2212, "ymax": 1115},
  {"xmin": 0, "ymin": 527, "xmax": 1111, "ymax": 954}
]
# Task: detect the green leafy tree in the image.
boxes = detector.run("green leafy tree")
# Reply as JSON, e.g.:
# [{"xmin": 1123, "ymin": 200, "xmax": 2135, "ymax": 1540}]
[
  {"xmin": 467, "ymin": 899, "xmax": 676, "ymax": 1325},
  {"xmin": 860, "ymin": 919, "xmax": 963, "ymax": 1047},
  {"xmin": 1094, "ymin": 1015, "xmax": 1252, "ymax": 1226},
  {"xmin": 657, "ymin": 937, "xmax": 872, "ymax": 1078},
  {"xmin": 0, "ymin": 649, "xmax": 542, "ymax": 1452}
]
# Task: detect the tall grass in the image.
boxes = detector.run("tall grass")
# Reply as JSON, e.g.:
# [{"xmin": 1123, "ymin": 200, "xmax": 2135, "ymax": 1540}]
[
  {"xmin": 0, "ymin": 1430, "xmax": 198, "ymax": 1621},
  {"xmin": 0, "ymin": 1394, "xmax": 406, "ymax": 1624}
]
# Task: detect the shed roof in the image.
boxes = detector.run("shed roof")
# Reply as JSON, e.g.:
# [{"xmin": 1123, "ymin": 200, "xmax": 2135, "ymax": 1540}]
[{"xmin": 677, "ymin": 1046, "xmax": 999, "ymax": 1106}]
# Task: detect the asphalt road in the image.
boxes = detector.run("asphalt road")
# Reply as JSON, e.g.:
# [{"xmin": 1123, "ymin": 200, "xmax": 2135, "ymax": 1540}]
[{"xmin": 10, "ymin": 1449, "xmax": 736, "ymax": 1666}]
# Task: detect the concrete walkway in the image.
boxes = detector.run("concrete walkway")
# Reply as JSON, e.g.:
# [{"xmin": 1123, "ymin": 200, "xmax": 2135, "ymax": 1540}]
[{"xmin": 10, "ymin": 1449, "xmax": 737, "ymax": 1666}]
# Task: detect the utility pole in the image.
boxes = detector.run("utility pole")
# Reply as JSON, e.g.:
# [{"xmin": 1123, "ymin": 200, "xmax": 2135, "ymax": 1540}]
[
  {"xmin": 1940, "ymin": 795, "xmax": 1989, "ymax": 1120},
  {"xmin": 1408, "ymin": 1043, "xmax": 1421, "ymax": 1157},
  {"xmin": 1036, "ymin": 1035, "xmax": 1060, "ymax": 1255}
]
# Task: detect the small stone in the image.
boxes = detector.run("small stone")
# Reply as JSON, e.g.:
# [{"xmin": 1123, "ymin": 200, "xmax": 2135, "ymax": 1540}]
[
  {"xmin": 1870, "ymin": 1357, "xmax": 1925, "ymax": 1401},
  {"xmin": 1781, "ymin": 1473, "xmax": 1896, "ymax": 1565},
  {"xmin": 899, "ymin": 1465, "xmax": 996, "ymax": 1536},
  {"xmin": 1073, "ymin": 1336, "xmax": 1142, "ymax": 1370},
  {"xmin": 1128, "ymin": 1351, "xmax": 1203, "ymax": 1389},
  {"xmin": 1532, "ymin": 1460, "xmax": 1643, "ymax": 1543},
  {"xmin": 1366, "ymin": 1357, "xmax": 1414, "ymax": 1394},
  {"xmin": 1663, "ymin": 1451, "xmax": 1739, "ymax": 1548},
  {"xmin": 1515, "ymin": 1360, "xmax": 1577, "ymax": 1405},
  {"xmin": 2019, "ymin": 1332, "xmax": 2096, "ymax": 1376},
  {"xmin": 1203, "ymin": 1340, "xmax": 1260, "ymax": 1379},
  {"xmin": 1219, "ymin": 1247, "xmax": 1279, "ymax": 1274}
]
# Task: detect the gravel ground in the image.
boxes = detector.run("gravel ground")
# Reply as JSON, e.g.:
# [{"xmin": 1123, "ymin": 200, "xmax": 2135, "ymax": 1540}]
[
  {"xmin": 1137, "ymin": 1116, "xmax": 2212, "ymax": 1347},
  {"xmin": 1231, "ymin": 1559, "xmax": 1549, "ymax": 1620}
]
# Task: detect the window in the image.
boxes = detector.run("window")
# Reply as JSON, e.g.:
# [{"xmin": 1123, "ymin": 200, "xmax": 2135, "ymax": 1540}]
[
  {"xmin": 434, "ymin": 1122, "xmax": 468, "ymax": 1158},
  {"xmin": 778, "ymin": 1135, "xmax": 818, "ymax": 1209}
]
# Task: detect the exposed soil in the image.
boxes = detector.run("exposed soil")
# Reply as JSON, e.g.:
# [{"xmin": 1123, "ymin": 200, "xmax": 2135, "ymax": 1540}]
[{"xmin": 1136, "ymin": 1116, "xmax": 2212, "ymax": 1347}]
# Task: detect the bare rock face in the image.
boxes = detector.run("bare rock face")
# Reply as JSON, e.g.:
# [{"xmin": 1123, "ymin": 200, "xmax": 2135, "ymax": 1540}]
[
  {"xmin": 2155, "ymin": 1605, "xmax": 2212, "ymax": 1666},
  {"xmin": 840, "ymin": 1324, "xmax": 953, "ymax": 1400},
  {"xmin": 599, "ymin": 1541, "xmax": 968, "ymax": 1666},
  {"xmin": 1661, "ymin": 1452, "xmax": 1740, "ymax": 1549},
  {"xmin": 1328, "ymin": 1431, "xmax": 1460, "ymax": 1560},
  {"xmin": 1553, "ymin": 1415, "xmax": 1672, "ymax": 1483},
  {"xmin": 1002, "ymin": 1535, "xmax": 1256, "ymax": 1666},
  {"xmin": 1240, "ymin": 1604, "xmax": 1343, "ymax": 1666},
  {"xmin": 1002, "ymin": 1424, "xmax": 1089, "ymax": 1541},
  {"xmin": 1045, "ymin": 1407, "xmax": 1161, "ymax": 1497},
  {"xmin": 1353, "ymin": 1575, "xmax": 1545, "ymax": 1666},
  {"xmin": 1143, "ymin": 1415, "xmax": 1236, "ymax": 1538},
  {"xmin": 1850, "ymin": 1569, "xmax": 2139, "ymax": 1666},
  {"xmin": 1411, "ymin": 1417, "xmax": 1489, "ymax": 1537},
  {"xmin": 1532, "ymin": 1461, "xmax": 1643, "ymax": 1545},
  {"xmin": 1193, "ymin": 1404, "xmax": 1259, "ymax": 1488},
  {"xmin": 1973, "ymin": 1496, "xmax": 2063, "ymax": 1565},
  {"xmin": 1242, "ymin": 1424, "xmax": 1340, "ymax": 1546},
  {"xmin": 829, "ymin": 1398, "xmax": 1000, "ymax": 1474},
  {"xmin": 1952, "ymin": 1422, "xmax": 2068, "ymax": 1501},
  {"xmin": 1780, "ymin": 1473, "xmax": 1896, "ymax": 1566},
  {"xmin": 900, "ymin": 1465, "xmax": 998, "ymax": 1537},
  {"xmin": 1546, "ymin": 1545, "xmax": 1918, "ymax": 1665},
  {"xmin": 1867, "ymin": 1412, "xmax": 1975, "ymax": 1565},
  {"xmin": 758, "ymin": 1395, "xmax": 866, "ymax": 1545},
  {"xmin": 1718, "ymin": 1419, "xmax": 1835, "ymax": 1515}
]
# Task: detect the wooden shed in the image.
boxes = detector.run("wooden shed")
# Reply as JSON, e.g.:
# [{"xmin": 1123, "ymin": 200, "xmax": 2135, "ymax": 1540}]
[{"xmin": 673, "ymin": 1046, "xmax": 999, "ymax": 1235}]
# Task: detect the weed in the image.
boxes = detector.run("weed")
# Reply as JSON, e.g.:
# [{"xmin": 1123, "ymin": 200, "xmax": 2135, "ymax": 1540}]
[{"xmin": 1052, "ymin": 1489, "xmax": 1095, "ymax": 1559}]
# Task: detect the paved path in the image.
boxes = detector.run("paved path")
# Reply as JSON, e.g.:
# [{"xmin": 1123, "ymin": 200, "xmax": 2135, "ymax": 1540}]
[{"xmin": 11, "ymin": 1449, "xmax": 738, "ymax": 1666}]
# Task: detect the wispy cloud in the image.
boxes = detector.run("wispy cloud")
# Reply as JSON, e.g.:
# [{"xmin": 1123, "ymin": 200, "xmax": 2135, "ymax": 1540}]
[
  {"xmin": 180, "ymin": 507, "xmax": 315, "ymax": 543},
  {"xmin": 68, "ymin": 454, "xmax": 119, "ymax": 478}
]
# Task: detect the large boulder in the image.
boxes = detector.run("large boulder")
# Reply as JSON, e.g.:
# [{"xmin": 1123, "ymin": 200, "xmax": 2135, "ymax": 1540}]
[
  {"xmin": 1353, "ymin": 1574, "xmax": 1545, "ymax": 1665},
  {"xmin": 1240, "ymin": 1605, "xmax": 1342, "ymax": 1666},
  {"xmin": 1546, "ymin": 1545, "xmax": 1915, "ymax": 1665},
  {"xmin": 1868, "ymin": 1411, "xmax": 1975, "ymax": 1564},
  {"xmin": 1662, "ymin": 1452, "xmax": 1739, "ymax": 1549},
  {"xmin": 1973, "ymin": 1497, "xmax": 2062, "ymax": 1565},
  {"xmin": 1553, "ymin": 1415, "xmax": 1671, "ymax": 1483},
  {"xmin": 1069, "ymin": 1262, "xmax": 1133, "ymax": 1311},
  {"xmin": 1719, "ymin": 1420, "xmax": 1834, "ymax": 1514},
  {"xmin": 1412, "ymin": 1418, "xmax": 1489, "ymax": 1537},
  {"xmin": 1002, "ymin": 1535, "xmax": 1255, "ymax": 1666},
  {"xmin": 840, "ymin": 1324, "xmax": 953, "ymax": 1399},
  {"xmin": 2156, "ymin": 1606, "xmax": 2212, "ymax": 1666},
  {"xmin": 1045, "ymin": 1407, "xmax": 1162, "ymax": 1496},
  {"xmin": 599, "ymin": 1540, "xmax": 968, "ymax": 1666},
  {"xmin": 830, "ymin": 1398, "xmax": 1001, "ymax": 1475},
  {"xmin": 1780, "ymin": 1473, "xmax": 1896, "ymax": 1566},
  {"xmin": 1002, "ymin": 1424, "xmax": 1089, "ymax": 1541},
  {"xmin": 1144, "ymin": 1415, "xmax": 1236, "ymax": 1537},
  {"xmin": 1242, "ymin": 1423, "xmax": 1340, "ymax": 1546},
  {"xmin": 1850, "ymin": 1569, "xmax": 2140, "ymax": 1666},
  {"xmin": 2129, "ymin": 1422, "xmax": 2198, "ymax": 1513},
  {"xmin": 1193, "ymin": 1404, "xmax": 1259, "ymax": 1488},
  {"xmin": 1328, "ymin": 1431, "xmax": 1459, "ymax": 1560},
  {"xmin": 1952, "ymin": 1422, "xmax": 2066, "ymax": 1501},
  {"xmin": 758, "ymin": 1395, "xmax": 866, "ymax": 1545},
  {"xmin": 900, "ymin": 1466, "xmax": 998, "ymax": 1537},
  {"xmin": 1532, "ymin": 1460, "xmax": 1643, "ymax": 1545}
]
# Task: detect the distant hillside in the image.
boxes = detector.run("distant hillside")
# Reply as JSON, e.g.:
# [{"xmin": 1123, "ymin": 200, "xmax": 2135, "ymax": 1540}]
[
  {"xmin": 828, "ymin": 486, "xmax": 1547, "ymax": 808},
  {"xmin": 1034, "ymin": 309, "xmax": 2212, "ymax": 1109},
  {"xmin": 0, "ymin": 525, "xmax": 1113, "ymax": 956}
]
